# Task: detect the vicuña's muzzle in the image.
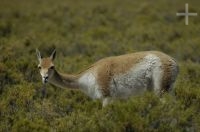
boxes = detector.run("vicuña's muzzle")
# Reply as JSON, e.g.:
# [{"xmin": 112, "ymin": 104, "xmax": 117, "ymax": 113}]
[{"xmin": 43, "ymin": 76, "xmax": 48, "ymax": 83}]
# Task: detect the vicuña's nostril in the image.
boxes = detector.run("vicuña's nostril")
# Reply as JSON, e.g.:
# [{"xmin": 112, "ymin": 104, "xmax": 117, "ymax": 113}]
[
  {"xmin": 43, "ymin": 76, "xmax": 48, "ymax": 81},
  {"xmin": 43, "ymin": 77, "xmax": 48, "ymax": 83}
]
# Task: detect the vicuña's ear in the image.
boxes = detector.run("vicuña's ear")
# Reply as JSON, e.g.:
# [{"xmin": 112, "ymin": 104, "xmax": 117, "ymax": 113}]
[
  {"xmin": 50, "ymin": 49, "xmax": 56, "ymax": 61},
  {"xmin": 36, "ymin": 49, "xmax": 42, "ymax": 61}
]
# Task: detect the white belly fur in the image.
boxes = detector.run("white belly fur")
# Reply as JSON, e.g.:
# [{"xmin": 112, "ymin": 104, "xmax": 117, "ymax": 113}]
[{"xmin": 110, "ymin": 54, "xmax": 163, "ymax": 98}]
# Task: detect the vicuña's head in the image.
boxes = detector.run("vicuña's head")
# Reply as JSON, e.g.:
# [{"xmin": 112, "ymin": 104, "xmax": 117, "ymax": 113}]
[{"xmin": 36, "ymin": 49, "xmax": 56, "ymax": 84}]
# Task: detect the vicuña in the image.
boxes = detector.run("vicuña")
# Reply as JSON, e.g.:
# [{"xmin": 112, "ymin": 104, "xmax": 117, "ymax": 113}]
[{"xmin": 36, "ymin": 49, "xmax": 178, "ymax": 107}]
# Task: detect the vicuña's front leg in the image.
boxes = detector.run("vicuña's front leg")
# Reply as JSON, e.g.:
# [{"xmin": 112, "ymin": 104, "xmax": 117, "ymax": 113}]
[{"xmin": 102, "ymin": 97, "xmax": 113, "ymax": 107}]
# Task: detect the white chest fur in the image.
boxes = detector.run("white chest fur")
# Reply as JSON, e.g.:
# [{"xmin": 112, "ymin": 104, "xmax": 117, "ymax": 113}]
[{"xmin": 78, "ymin": 72, "xmax": 102, "ymax": 99}]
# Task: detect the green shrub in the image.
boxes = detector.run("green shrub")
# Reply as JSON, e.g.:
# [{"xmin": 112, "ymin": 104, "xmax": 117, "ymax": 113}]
[{"xmin": 0, "ymin": 0, "xmax": 200, "ymax": 131}]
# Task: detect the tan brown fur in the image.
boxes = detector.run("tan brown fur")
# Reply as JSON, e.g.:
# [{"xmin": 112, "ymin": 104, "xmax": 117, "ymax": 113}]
[{"xmin": 39, "ymin": 58, "xmax": 54, "ymax": 68}]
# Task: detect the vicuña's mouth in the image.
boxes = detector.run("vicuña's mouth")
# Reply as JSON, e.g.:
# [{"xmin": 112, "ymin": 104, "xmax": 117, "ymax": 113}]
[{"xmin": 43, "ymin": 77, "xmax": 48, "ymax": 84}]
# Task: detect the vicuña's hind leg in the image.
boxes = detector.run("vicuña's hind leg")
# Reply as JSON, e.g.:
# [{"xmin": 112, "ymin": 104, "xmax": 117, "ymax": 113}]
[
  {"xmin": 152, "ymin": 67, "xmax": 163, "ymax": 96},
  {"xmin": 161, "ymin": 60, "xmax": 179, "ymax": 96}
]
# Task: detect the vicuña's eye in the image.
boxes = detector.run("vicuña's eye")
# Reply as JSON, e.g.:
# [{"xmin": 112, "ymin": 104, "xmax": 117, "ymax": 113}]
[
  {"xmin": 50, "ymin": 66, "xmax": 54, "ymax": 69},
  {"xmin": 38, "ymin": 66, "xmax": 41, "ymax": 70}
]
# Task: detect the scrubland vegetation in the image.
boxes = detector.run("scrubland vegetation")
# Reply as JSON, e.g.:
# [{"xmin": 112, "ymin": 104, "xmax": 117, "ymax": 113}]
[{"xmin": 0, "ymin": 0, "xmax": 200, "ymax": 131}]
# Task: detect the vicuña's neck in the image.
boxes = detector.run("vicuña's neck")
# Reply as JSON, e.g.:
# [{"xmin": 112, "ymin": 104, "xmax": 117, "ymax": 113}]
[{"xmin": 49, "ymin": 70, "xmax": 80, "ymax": 89}]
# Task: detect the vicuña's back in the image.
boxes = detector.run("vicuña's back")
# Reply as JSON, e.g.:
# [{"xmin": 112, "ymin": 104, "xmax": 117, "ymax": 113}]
[{"xmin": 36, "ymin": 50, "xmax": 179, "ymax": 107}]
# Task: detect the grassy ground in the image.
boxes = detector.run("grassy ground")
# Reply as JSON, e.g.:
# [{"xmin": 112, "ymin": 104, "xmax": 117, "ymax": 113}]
[{"xmin": 0, "ymin": 0, "xmax": 200, "ymax": 131}]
